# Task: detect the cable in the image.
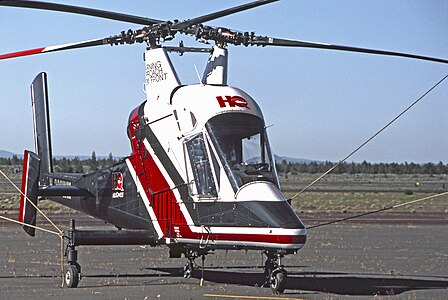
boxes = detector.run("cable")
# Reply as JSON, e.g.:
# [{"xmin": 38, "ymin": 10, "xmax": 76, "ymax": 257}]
[
  {"xmin": 0, "ymin": 214, "xmax": 60, "ymax": 235},
  {"xmin": 307, "ymin": 191, "xmax": 448, "ymax": 230},
  {"xmin": 0, "ymin": 169, "xmax": 63, "ymax": 233},
  {"xmin": 0, "ymin": 168, "xmax": 66, "ymax": 287},
  {"xmin": 291, "ymin": 74, "xmax": 448, "ymax": 201}
]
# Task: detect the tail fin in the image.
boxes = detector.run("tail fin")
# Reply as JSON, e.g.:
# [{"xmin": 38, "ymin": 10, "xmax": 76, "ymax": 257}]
[
  {"xmin": 30, "ymin": 72, "xmax": 53, "ymax": 186},
  {"xmin": 18, "ymin": 72, "xmax": 53, "ymax": 236},
  {"xmin": 19, "ymin": 150, "xmax": 40, "ymax": 236}
]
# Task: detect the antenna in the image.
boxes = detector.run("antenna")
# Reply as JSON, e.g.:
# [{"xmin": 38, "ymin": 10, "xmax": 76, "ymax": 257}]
[{"xmin": 194, "ymin": 64, "xmax": 204, "ymax": 85}]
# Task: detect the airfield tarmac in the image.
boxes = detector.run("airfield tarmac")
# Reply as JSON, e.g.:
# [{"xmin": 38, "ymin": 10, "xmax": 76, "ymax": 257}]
[{"xmin": 0, "ymin": 213, "xmax": 447, "ymax": 299}]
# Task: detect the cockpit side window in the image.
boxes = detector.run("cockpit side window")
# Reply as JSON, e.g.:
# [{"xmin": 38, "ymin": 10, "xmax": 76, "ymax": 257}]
[{"xmin": 185, "ymin": 133, "xmax": 217, "ymax": 197}]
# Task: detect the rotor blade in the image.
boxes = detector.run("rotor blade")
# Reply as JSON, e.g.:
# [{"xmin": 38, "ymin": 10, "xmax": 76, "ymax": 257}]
[
  {"xmin": 253, "ymin": 37, "xmax": 448, "ymax": 64},
  {"xmin": 0, "ymin": 38, "xmax": 107, "ymax": 60},
  {"xmin": 173, "ymin": 0, "xmax": 279, "ymax": 31},
  {"xmin": 0, "ymin": 0, "xmax": 162, "ymax": 25}
]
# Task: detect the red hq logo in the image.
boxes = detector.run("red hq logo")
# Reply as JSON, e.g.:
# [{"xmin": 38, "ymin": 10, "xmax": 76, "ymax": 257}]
[
  {"xmin": 112, "ymin": 172, "xmax": 124, "ymax": 192},
  {"xmin": 216, "ymin": 96, "xmax": 250, "ymax": 109}
]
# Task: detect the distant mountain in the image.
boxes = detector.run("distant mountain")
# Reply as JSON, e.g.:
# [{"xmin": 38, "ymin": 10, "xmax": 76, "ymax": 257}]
[
  {"xmin": 274, "ymin": 155, "xmax": 319, "ymax": 164},
  {"xmin": 0, "ymin": 150, "xmax": 15, "ymax": 158},
  {"xmin": 1, "ymin": 149, "xmax": 314, "ymax": 164}
]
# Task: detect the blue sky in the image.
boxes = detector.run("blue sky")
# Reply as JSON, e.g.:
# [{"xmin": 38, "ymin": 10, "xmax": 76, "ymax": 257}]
[{"xmin": 0, "ymin": 0, "xmax": 447, "ymax": 163}]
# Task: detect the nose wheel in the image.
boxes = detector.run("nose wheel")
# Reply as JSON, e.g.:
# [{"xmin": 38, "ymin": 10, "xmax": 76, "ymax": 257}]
[
  {"xmin": 264, "ymin": 251, "xmax": 287, "ymax": 294},
  {"xmin": 270, "ymin": 270, "xmax": 287, "ymax": 294}
]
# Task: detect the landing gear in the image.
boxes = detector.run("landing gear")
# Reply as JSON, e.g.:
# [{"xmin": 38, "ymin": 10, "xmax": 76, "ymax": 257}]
[
  {"xmin": 182, "ymin": 250, "xmax": 198, "ymax": 278},
  {"xmin": 65, "ymin": 220, "xmax": 81, "ymax": 288},
  {"xmin": 182, "ymin": 250, "xmax": 208, "ymax": 284},
  {"xmin": 270, "ymin": 270, "xmax": 286, "ymax": 294},
  {"xmin": 62, "ymin": 219, "xmax": 157, "ymax": 288},
  {"xmin": 65, "ymin": 264, "xmax": 80, "ymax": 288},
  {"xmin": 183, "ymin": 258, "xmax": 195, "ymax": 278},
  {"xmin": 264, "ymin": 251, "xmax": 287, "ymax": 294}
]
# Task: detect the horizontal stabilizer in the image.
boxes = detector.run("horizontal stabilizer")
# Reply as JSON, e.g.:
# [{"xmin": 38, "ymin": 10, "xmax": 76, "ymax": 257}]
[
  {"xmin": 19, "ymin": 150, "xmax": 40, "ymax": 236},
  {"xmin": 38, "ymin": 185, "xmax": 92, "ymax": 197}
]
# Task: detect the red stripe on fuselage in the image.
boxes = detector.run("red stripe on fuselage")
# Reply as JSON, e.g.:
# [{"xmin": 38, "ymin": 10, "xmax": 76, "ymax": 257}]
[
  {"xmin": 128, "ymin": 143, "xmax": 306, "ymax": 247},
  {"xmin": 128, "ymin": 106, "xmax": 188, "ymax": 237},
  {"xmin": 176, "ymin": 225, "xmax": 306, "ymax": 245},
  {"xmin": 127, "ymin": 105, "xmax": 306, "ymax": 248}
]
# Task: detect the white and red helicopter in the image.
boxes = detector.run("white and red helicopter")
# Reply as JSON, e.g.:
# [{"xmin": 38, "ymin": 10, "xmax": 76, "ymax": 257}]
[{"xmin": 1, "ymin": 0, "xmax": 447, "ymax": 293}]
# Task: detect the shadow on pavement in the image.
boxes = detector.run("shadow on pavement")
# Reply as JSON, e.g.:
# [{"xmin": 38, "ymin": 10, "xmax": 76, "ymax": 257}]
[{"xmin": 145, "ymin": 267, "xmax": 448, "ymax": 296}]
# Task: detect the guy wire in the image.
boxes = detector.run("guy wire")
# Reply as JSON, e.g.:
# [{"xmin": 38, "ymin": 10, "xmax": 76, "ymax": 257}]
[
  {"xmin": 291, "ymin": 74, "xmax": 448, "ymax": 201},
  {"xmin": 307, "ymin": 191, "xmax": 448, "ymax": 230}
]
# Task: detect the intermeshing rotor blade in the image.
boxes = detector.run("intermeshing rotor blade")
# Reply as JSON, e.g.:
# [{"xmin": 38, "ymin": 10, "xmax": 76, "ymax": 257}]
[
  {"xmin": 0, "ymin": 38, "xmax": 108, "ymax": 60},
  {"xmin": 252, "ymin": 36, "xmax": 448, "ymax": 64},
  {"xmin": 172, "ymin": 0, "xmax": 279, "ymax": 31},
  {"xmin": 0, "ymin": 0, "xmax": 162, "ymax": 25}
]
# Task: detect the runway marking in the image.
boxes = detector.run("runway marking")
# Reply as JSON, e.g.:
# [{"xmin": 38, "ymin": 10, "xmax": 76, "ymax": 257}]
[{"xmin": 203, "ymin": 294, "xmax": 306, "ymax": 300}]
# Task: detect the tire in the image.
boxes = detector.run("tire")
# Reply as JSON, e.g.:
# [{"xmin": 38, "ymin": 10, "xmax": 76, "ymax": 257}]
[
  {"xmin": 183, "ymin": 261, "xmax": 193, "ymax": 278},
  {"xmin": 65, "ymin": 265, "xmax": 79, "ymax": 288},
  {"xmin": 270, "ymin": 271, "xmax": 286, "ymax": 294}
]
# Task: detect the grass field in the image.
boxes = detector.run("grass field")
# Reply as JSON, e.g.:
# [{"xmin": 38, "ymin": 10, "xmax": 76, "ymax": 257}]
[{"xmin": 281, "ymin": 173, "xmax": 448, "ymax": 213}]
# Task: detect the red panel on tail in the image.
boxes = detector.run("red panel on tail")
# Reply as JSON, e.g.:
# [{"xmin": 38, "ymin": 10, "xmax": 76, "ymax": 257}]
[{"xmin": 18, "ymin": 150, "xmax": 30, "ymax": 223}]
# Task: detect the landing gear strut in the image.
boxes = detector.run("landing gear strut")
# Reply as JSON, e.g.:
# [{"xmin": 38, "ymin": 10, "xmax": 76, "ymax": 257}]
[
  {"xmin": 264, "ymin": 251, "xmax": 287, "ymax": 294},
  {"xmin": 182, "ymin": 250, "xmax": 198, "ymax": 278},
  {"xmin": 182, "ymin": 250, "xmax": 208, "ymax": 284},
  {"xmin": 65, "ymin": 220, "xmax": 81, "ymax": 288},
  {"xmin": 63, "ymin": 219, "xmax": 156, "ymax": 288}
]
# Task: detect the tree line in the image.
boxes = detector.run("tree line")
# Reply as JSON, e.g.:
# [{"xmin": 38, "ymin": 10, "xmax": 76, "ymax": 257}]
[
  {"xmin": 0, "ymin": 151, "xmax": 119, "ymax": 173},
  {"xmin": 1, "ymin": 154, "xmax": 447, "ymax": 175},
  {"xmin": 276, "ymin": 160, "xmax": 448, "ymax": 175}
]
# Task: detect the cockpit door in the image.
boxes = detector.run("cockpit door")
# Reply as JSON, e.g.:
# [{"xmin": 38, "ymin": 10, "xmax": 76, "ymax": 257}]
[{"xmin": 184, "ymin": 133, "xmax": 218, "ymax": 198}]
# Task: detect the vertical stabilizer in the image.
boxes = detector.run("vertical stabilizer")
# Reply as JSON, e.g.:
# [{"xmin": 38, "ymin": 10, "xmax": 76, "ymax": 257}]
[
  {"xmin": 202, "ymin": 45, "xmax": 228, "ymax": 85},
  {"xmin": 144, "ymin": 47, "xmax": 181, "ymax": 103},
  {"xmin": 30, "ymin": 72, "xmax": 53, "ymax": 186}
]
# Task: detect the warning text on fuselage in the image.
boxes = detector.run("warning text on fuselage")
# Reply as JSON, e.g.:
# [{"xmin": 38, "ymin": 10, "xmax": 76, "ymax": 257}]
[{"xmin": 146, "ymin": 61, "xmax": 168, "ymax": 84}]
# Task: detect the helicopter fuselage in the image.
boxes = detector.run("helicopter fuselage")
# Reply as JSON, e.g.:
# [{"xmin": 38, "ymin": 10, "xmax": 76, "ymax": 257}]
[{"xmin": 126, "ymin": 82, "xmax": 307, "ymax": 253}]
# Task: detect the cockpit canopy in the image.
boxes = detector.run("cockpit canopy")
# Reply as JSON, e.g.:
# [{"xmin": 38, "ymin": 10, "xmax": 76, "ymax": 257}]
[{"xmin": 186, "ymin": 112, "xmax": 278, "ymax": 197}]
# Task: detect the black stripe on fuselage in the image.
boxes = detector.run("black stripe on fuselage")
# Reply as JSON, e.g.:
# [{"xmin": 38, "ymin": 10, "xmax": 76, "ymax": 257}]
[
  {"xmin": 138, "ymin": 106, "xmax": 304, "ymax": 230},
  {"xmin": 138, "ymin": 105, "xmax": 198, "ymax": 224}
]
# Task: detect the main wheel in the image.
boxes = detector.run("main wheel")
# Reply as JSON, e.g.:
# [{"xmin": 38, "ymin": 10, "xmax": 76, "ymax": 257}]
[
  {"xmin": 183, "ymin": 260, "xmax": 194, "ymax": 278},
  {"xmin": 270, "ymin": 271, "xmax": 286, "ymax": 294},
  {"xmin": 65, "ymin": 265, "xmax": 79, "ymax": 288}
]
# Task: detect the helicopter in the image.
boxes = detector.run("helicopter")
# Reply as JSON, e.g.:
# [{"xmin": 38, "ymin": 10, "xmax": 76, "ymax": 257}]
[{"xmin": 1, "ymin": 0, "xmax": 447, "ymax": 294}]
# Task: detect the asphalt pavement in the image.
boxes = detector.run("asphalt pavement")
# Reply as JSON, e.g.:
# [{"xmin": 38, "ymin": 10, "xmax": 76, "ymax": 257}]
[{"xmin": 0, "ymin": 213, "xmax": 447, "ymax": 299}]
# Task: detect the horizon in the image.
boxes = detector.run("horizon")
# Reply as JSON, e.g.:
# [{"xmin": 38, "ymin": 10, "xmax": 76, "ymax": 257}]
[{"xmin": 1, "ymin": 149, "xmax": 447, "ymax": 164}]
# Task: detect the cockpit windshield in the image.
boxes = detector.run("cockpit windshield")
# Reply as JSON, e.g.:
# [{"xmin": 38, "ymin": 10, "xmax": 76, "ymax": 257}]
[{"xmin": 206, "ymin": 113, "xmax": 278, "ymax": 191}]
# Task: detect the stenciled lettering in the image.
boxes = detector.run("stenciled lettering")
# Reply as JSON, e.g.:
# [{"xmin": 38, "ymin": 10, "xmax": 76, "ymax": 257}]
[
  {"xmin": 112, "ymin": 191, "xmax": 124, "ymax": 199},
  {"xmin": 146, "ymin": 60, "xmax": 168, "ymax": 84}
]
